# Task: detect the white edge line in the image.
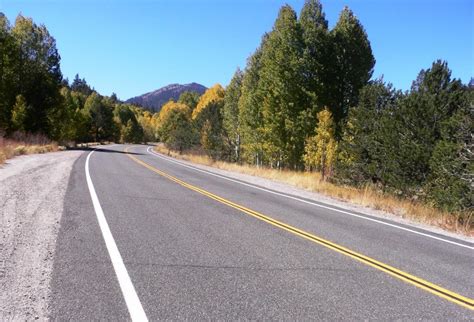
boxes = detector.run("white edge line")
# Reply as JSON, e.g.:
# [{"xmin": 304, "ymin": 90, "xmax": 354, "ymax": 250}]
[
  {"xmin": 146, "ymin": 146, "xmax": 473, "ymax": 250},
  {"xmin": 86, "ymin": 147, "xmax": 148, "ymax": 321}
]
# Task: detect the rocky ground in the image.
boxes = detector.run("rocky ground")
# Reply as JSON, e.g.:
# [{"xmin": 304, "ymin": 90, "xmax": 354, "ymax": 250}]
[{"xmin": 0, "ymin": 150, "xmax": 82, "ymax": 320}]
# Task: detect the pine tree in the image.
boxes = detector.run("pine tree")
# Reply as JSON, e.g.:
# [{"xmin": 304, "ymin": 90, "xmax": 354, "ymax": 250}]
[
  {"xmin": 393, "ymin": 61, "xmax": 465, "ymax": 192},
  {"xmin": 71, "ymin": 74, "xmax": 93, "ymax": 96},
  {"xmin": 336, "ymin": 79, "xmax": 400, "ymax": 186},
  {"xmin": 304, "ymin": 108, "xmax": 337, "ymax": 180},
  {"xmin": 425, "ymin": 96, "xmax": 473, "ymax": 212},
  {"xmin": 328, "ymin": 7, "xmax": 375, "ymax": 131}
]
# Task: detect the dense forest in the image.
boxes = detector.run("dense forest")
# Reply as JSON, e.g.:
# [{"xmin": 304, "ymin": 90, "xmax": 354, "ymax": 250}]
[
  {"xmin": 0, "ymin": 1, "xmax": 472, "ymax": 217},
  {"xmin": 155, "ymin": 2, "xmax": 473, "ymax": 215},
  {"xmin": 0, "ymin": 13, "xmax": 157, "ymax": 145}
]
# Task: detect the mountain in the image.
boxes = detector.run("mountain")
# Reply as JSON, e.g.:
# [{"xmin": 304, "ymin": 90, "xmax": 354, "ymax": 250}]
[{"xmin": 126, "ymin": 83, "xmax": 207, "ymax": 112}]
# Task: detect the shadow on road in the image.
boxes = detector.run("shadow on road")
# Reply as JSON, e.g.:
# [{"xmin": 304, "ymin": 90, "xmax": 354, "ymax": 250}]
[{"xmin": 66, "ymin": 147, "xmax": 144, "ymax": 155}]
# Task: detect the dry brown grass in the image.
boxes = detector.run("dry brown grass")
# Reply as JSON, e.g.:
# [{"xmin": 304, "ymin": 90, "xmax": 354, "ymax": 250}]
[
  {"xmin": 155, "ymin": 144, "xmax": 473, "ymax": 236},
  {"xmin": 0, "ymin": 132, "xmax": 59, "ymax": 165}
]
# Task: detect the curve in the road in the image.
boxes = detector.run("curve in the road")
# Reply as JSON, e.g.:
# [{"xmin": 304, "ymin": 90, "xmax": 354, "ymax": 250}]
[
  {"xmin": 86, "ymin": 148, "xmax": 148, "ymax": 321},
  {"xmin": 126, "ymin": 146, "xmax": 474, "ymax": 311}
]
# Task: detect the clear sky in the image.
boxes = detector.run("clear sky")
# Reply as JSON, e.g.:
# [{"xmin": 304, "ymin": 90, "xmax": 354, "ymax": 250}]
[{"xmin": 1, "ymin": 0, "xmax": 472, "ymax": 100}]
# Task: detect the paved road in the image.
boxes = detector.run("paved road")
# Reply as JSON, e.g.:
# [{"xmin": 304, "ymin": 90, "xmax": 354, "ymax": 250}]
[{"xmin": 50, "ymin": 144, "xmax": 474, "ymax": 320}]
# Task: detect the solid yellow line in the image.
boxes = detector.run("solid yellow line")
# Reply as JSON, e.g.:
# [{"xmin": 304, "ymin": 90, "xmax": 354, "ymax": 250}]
[{"xmin": 125, "ymin": 147, "xmax": 474, "ymax": 311}]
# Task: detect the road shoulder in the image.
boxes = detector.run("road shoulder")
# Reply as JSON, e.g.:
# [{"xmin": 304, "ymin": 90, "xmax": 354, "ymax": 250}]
[
  {"xmin": 148, "ymin": 147, "xmax": 473, "ymax": 244},
  {"xmin": 0, "ymin": 150, "xmax": 82, "ymax": 319}
]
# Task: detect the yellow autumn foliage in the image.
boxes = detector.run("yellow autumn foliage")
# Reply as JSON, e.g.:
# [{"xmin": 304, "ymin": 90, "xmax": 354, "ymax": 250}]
[
  {"xmin": 304, "ymin": 108, "xmax": 338, "ymax": 180},
  {"xmin": 192, "ymin": 84, "xmax": 225, "ymax": 120},
  {"xmin": 159, "ymin": 101, "xmax": 191, "ymax": 124}
]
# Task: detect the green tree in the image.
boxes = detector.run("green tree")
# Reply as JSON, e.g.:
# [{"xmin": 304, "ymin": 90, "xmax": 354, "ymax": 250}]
[
  {"xmin": 71, "ymin": 74, "xmax": 93, "ymax": 96},
  {"xmin": 327, "ymin": 7, "xmax": 375, "ymax": 130},
  {"xmin": 304, "ymin": 108, "xmax": 337, "ymax": 180},
  {"xmin": 193, "ymin": 84, "xmax": 226, "ymax": 159},
  {"xmin": 12, "ymin": 14, "xmax": 63, "ymax": 134},
  {"xmin": 113, "ymin": 104, "xmax": 145, "ymax": 143},
  {"xmin": 222, "ymin": 68, "xmax": 244, "ymax": 161},
  {"xmin": 391, "ymin": 60, "xmax": 465, "ymax": 192},
  {"xmin": 258, "ymin": 5, "xmax": 306, "ymax": 168},
  {"xmin": 299, "ymin": 0, "xmax": 329, "ymax": 114},
  {"xmin": 121, "ymin": 119, "xmax": 144, "ymax": 144},
  {"xmin": 238, "ymin": 36, "xmax": 267, "ymax": 166},
  {"xmin": 336, "ymin": 79, "xmax": 400, "ymax": 186},
  {"xmin": 178, "ymin": 91, "xmax": 201, "ymax": 110},
  {"xmin": 425, "ymin": 100, "xmax": 473, "ymax": 212},
  {"xmin": 0, "ymin": 14, "xmax": 18, "ymax": 131},
  {"xmin": 158, "ymin": 101, "xmax": 195, "ymax": 153},
  {"xmin": 84, "ymin": 92, "xmax": 115, "ymax": 141},
  {"xmin": 11, "ymin": 94, "xmax": 27, "ymax": 131},
  {"xmin": 48, "ymin": 87, "xmax": 76, "ymax": 143},
  {"xmin": 114, "ymin": 104, "xmax": 136, "ymax": 125},
  {"xmin": 137, "ymin": 110, "xmax": 155, "ymax": 142}
]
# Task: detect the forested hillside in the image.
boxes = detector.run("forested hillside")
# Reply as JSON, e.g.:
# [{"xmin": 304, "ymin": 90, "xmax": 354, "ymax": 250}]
[
  {"xmin": 153, "ymin": 2, "xmax": 473, "ymax": 219},
  {"xmin": 126, "ymin": 83, "xmax": 207, "ymax": 112},
  {"xmin": 0, "ymin": 1, "xmax": 472, "ymax": 222},
  {"xmin": 0, "ymin": 13, "xmax": 198, "ymax": 145}
]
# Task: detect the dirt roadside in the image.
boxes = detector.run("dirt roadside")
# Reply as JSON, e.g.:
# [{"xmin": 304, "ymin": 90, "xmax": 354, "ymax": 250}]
[{"xmin": 0, "ymin": 150, "xmax": 82, "ymax": 320}]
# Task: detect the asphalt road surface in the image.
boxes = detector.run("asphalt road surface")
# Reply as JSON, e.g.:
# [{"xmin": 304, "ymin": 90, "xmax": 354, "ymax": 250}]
[{"xmin": 50, "ymin": 144, "xmax": 474, "ymax": 320}]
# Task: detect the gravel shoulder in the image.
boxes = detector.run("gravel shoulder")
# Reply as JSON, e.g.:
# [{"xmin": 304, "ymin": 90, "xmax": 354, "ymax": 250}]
[
  {"xmin": 0, "ymin": 150, "xmax": 82, "ymax": 320},
  {"xmin": 151, "ymin": 149, "xmax": 473, "ymax": 243}
]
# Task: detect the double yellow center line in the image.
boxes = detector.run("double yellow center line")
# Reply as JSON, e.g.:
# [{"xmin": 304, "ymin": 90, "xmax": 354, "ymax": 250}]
[{"xmin": 125, "ymin": 147, "xmax": 474, "ymax": 311}]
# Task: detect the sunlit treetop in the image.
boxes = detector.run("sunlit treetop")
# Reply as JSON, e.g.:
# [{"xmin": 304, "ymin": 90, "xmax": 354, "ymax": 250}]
[
  {"xmin": 192, "ymin": 84, "xmax": 225, "ymax": 120},
  {"xmin": 159, "ymin": 101, "xmax": 191, "ymax": 124}
]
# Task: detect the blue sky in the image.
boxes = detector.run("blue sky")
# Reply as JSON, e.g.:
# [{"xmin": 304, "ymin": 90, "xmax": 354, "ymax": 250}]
[{"xmin": 1, "ymin": 0, "xmax": 472, "ymax": 100}]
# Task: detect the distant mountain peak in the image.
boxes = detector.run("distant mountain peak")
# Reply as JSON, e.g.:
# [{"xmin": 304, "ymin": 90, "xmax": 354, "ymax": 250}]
[{"xmin": 126, "ymin": 83, "xmax": 207, "ymax": 112}]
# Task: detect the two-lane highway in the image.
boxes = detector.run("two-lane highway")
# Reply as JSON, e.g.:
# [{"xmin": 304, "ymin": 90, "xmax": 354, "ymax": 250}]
[{"xmin": 50, "ymin": 144, "xmax": 474, "ymax": 320}]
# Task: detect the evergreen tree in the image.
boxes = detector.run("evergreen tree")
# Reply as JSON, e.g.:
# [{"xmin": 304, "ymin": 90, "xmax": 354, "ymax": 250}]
[
  {"xmin": 425, "ymin": 94, "xmax": 473, "ymax": 212},
  {"xmin": 328, "ymin": 7, "xmax": 375, "ymax": 131},
  {"xmin": 336, "ymin": 79, "xmax": 400, "ymax": 186},
  {"xmin": 71, "ymin": 74, "xmax": 93, "ymax": 96},
  {"xmin": 110, "ymin": 92, "xmax": 119, "ymax": 103},
  {"xmin": 222, "ymin": 68, "xmax": 243, "ymax": 161},
  {"xmin": 392, "ymin": 61, "xmax": 465, "ymax": 192}
]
